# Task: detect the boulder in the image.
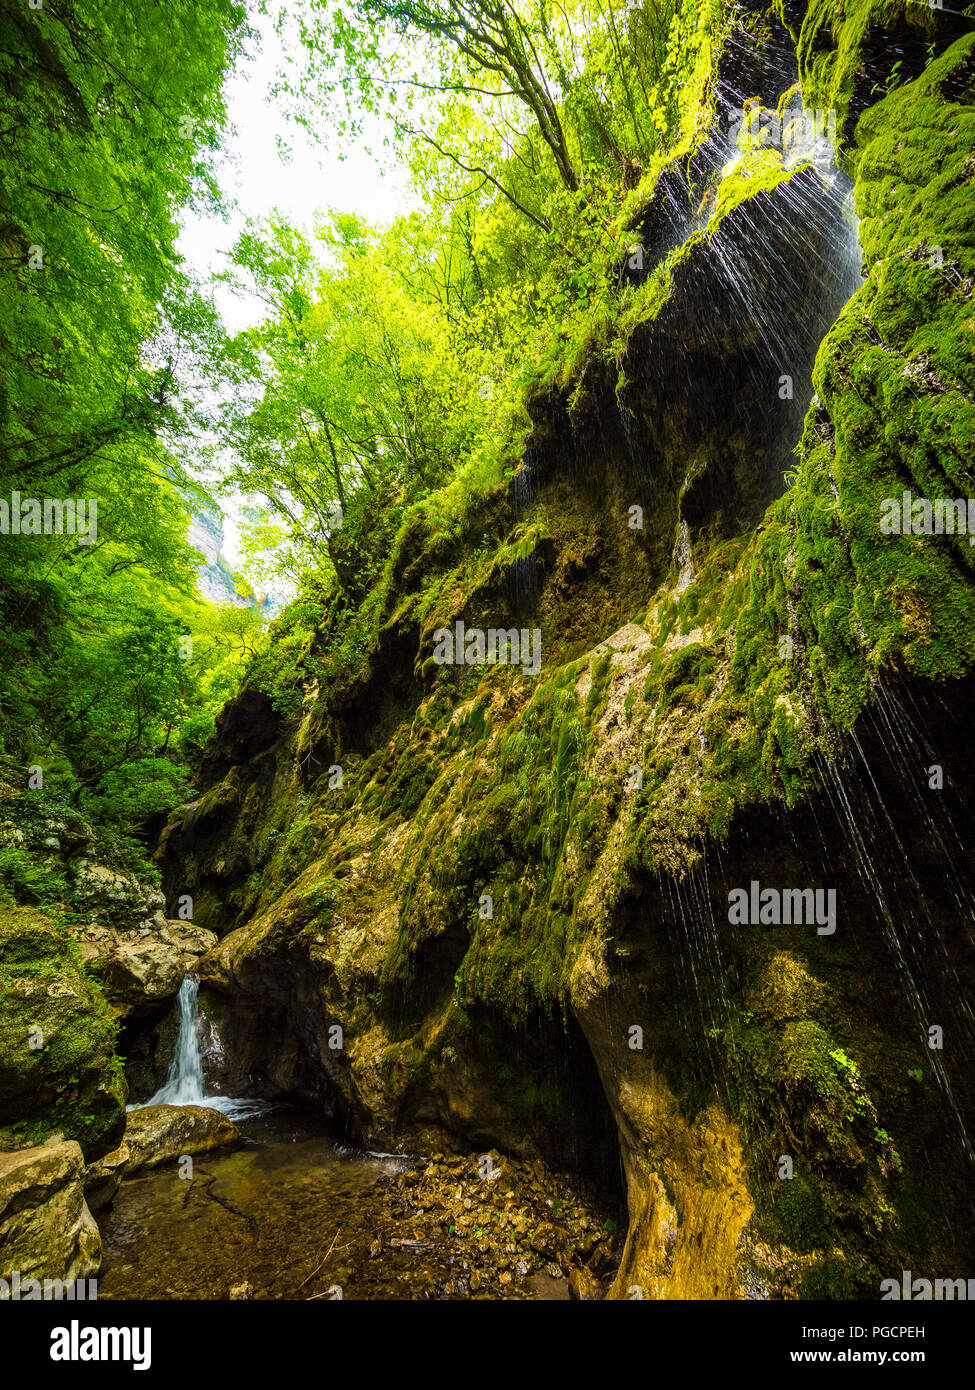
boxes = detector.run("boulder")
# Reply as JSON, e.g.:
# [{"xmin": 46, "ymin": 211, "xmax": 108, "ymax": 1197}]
[
  {"xmin": 71, "ymin": 860, "xmax": 168, "ymax": 931},
  {"xmin": 75, "ymin": 918, "xmax": 218, "ymax": 1018},
  {"xmin": 0, "ymin": 1141, "xmax": 101, "ymax": 1285},
  {"xmin": 82, "ymin": 1141, "xmax": 130, "ymax": 1211},
  {"xmin": 123, "ymin": 1104, "xmax": 240, "ymax": 1172},
  {"xmin": 0, "ymin": 903, "xmax": 125, "ymax": 1160}
]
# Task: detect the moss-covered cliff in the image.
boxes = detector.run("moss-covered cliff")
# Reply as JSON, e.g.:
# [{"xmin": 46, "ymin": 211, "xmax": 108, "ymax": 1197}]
[{"xmin": 145, "ymin": 5, "xmax": 975, "ymax": 1298}]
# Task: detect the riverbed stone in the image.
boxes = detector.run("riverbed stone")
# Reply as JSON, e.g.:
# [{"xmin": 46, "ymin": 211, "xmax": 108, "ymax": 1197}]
[
  {"xmin": 0, "ymin": 1141, "xmax": 101, "ymax": 1284},
  {"xmin": 123, "ymin": 1104, "xmax": 240, "ymax": 1172},
  {"xmin": 568, "ymin": 1265, "xmax": 604, "ymax": 1300}
]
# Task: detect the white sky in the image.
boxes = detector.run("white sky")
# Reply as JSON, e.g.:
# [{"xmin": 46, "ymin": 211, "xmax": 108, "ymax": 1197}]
[
  {"xmin": 178, "ymin": 1, "xmax": 414, "ymax": 570},
  {"xmin": 180, "ymin": 3, "xmax": 413, "ymax": 331}
]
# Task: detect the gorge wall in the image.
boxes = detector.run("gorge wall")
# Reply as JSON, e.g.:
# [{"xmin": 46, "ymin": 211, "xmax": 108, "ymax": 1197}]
[
  {"xmin": 7, "ymin": 0, "xmax": 974, "ymax": 1300},
  {"xmin": 156, "ymin": 4, "xmax": 975, "ymax": 1298}
]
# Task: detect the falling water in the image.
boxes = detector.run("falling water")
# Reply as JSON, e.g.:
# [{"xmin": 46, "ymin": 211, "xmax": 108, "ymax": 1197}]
[
  {"xmin": 814, "ymin": 694, "xmax": 975, "ymax": 1164},
  {"xmin": 146, "ymin": 975, "xmax": 205, "ymax": 1106},
  {"xmin": 135, "ymin": 974, "xmax": 271, "ymax": 1121},
  {"xmin": 673, "ymin": 520, "xmax": 695, "ymax": 595}
]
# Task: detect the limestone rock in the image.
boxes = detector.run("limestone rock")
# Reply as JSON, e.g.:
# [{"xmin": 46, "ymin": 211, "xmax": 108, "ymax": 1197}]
[
  {"xmin": 75, "ymin": 918, "xmax": 218, "ymax": 1018},
  {"xmin": 82, "ymin": 1141, "xmax": 130, "ymax": 1211},
  {"xmin": 123, "ymin": 1104, "xmax": 240, "ymax": 1172},
  {"xmin": 0, "ymin": 1141, "xmax": 101, "ymax": 1284},
  {"xmin": 71, "ymin": 860, "xmax": 168, "ymax": 931},
  {"xmin": 146, "ymin": 21, "xmax": 975, "ymax": 1305}
]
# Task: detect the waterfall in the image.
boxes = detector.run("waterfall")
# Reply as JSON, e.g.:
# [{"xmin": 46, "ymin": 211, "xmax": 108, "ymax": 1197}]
[
  {"xmin": 147, "ymin": 975, "xmax": 206, "ymax": 1106},
  {"xmin": 132, "ymin": 974, "xmax": 271, "ymax": 1120}
]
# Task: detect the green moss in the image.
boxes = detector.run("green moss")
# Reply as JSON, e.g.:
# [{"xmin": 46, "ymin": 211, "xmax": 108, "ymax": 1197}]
[
  {"xmin": 708, "ymin": 148, "xmax": 793, "ymax": 224},
  {"xmin": 777, "ymin": 0, "xmax": 935, "ymax": 146},
  {"xmin": 0, "ymin": 899, "xmax": 125, "ymax": 1159}
]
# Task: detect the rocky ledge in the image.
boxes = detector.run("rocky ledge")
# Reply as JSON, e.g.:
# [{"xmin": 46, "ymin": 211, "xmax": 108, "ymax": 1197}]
[
  {"xmin": 75, "ymin": 918, "xmax": 217, "ymax": 1019},
  {"xmin": 122, "ymin": 1104, "xmax": 240, "ymax": 1173}
]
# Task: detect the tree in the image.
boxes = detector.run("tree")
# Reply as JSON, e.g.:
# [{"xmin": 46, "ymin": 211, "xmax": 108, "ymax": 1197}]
[
  {"xmin": 0, "ymin": 0, "xmax": 257, "ymax": 827},
  {"xmin": 208, "ymin": 212, "xmax": 484, "ymax": 595}
]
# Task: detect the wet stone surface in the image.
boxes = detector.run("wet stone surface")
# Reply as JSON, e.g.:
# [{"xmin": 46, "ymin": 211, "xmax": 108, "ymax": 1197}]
[
  {"xmin": 378, "ymin": 1149, "xmax": 622, "ymax": 1299},
  {"xmin": 97, "ymin": 1107, "xmax": 621, "ymax": 1300}
]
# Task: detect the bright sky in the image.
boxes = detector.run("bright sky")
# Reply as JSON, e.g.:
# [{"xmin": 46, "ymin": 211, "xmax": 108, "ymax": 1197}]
[
  {"xmin": 180, "ymin": 3, "xmax": 413, "ymax": 334},
  {"xmin": 176, "ymin": 2, "xmax": 414, "ymax": 575}
]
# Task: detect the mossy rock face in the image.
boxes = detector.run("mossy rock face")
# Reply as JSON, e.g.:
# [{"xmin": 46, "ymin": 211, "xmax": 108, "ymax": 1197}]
[
  {"xmin": 151, "ymin": 13, "xmax": 975, "ymax": 1299},
  {"xmin": 777, "ymin": 0, "xmax": 970, "ymax": 147},
  {"xmin": 0, "ymin": 903, "xmax": 125, "ymax": 1161}
]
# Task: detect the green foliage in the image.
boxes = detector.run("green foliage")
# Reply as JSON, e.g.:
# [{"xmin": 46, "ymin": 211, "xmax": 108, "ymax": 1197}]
[
  {"xmin": 202, "ymin": 0, "xmax": 721, "ymax": 598},
  {"xmin": 0, "ymin": 0, "xmax": 260, "ymax": 831}
]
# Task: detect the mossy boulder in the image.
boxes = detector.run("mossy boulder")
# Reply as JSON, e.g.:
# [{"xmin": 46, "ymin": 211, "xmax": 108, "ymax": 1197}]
[{"xmin": 0, "ymin": 903, "xmax": 125, "ymax": 1161}]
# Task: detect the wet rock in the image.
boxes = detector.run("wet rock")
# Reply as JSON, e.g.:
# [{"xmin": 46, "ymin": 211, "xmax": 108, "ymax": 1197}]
[
  {"xmin": 0, "ymin": 1141, "xmax": 101, "ymax": 1284},
  {"xmin": 123, "ymin": 1104, "xmax": 240, "ymax": 1172},
  {"xmin": 76, "ymin": 919, "xmax": 217, "ymax": 1018},
  {"xmin": 568, "ymin": 1265, "xmax": 603, "ymax": 1301},
  {"xmin": 529, "ymin": 1221, "xmax": 561, "ymax": 1257},
  {"xmin": 140, "ymin": 18, "xmax": 975, "ymax": 1311}
]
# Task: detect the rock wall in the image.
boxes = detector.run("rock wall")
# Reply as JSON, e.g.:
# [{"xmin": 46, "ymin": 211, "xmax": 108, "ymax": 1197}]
[{"xmin": 154, "ymin": 8, "xmax": 975, "ymax": 1297}]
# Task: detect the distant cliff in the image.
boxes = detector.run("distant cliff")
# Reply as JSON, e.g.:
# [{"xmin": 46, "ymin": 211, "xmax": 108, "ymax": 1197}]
[{"xmin": 187, "ymin": 505, "xmax": 252, "ymax": 608}]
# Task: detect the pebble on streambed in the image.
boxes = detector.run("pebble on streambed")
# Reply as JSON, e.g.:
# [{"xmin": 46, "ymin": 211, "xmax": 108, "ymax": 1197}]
[{"xmin": 373, "ymin": 1149, "xmax": 621, "ymax": 1300}]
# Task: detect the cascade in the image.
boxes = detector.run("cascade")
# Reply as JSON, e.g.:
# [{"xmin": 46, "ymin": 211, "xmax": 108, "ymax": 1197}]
[
  {"xmin": 146, "ymin": 975, "xmax": 206, "ymax": 1107},
  {"xmin": 136, "ymin": 975, "xmax": 268, "ymax": 1121}
]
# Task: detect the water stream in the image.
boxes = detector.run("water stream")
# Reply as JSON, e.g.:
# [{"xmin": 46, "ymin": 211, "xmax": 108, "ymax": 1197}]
[
  {"xmin": 111, "ymin": 979, "xmax": 441, "ymax": 1298},
  {"xmin": 99, "ymin": 1106, "xmax": 429, "ymax": 1300},
  {"xmin": 104, "ymin": 971, "xmax": 617, "ymax": 1299},
  {"xmin": 133, "ymin": 976, "xmax": 268, "ymax": 1123}
]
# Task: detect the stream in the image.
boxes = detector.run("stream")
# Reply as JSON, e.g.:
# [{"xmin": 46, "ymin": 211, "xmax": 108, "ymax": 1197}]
[
  {"xmin": 101, "ymin": 979, "xmax": 593, "ymax": 1299},
  {"xmin": 98, "ymin": 1107, "xmax": 431, "ymax": 1301}
]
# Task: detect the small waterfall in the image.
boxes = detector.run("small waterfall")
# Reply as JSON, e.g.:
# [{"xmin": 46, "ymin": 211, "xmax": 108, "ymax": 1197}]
[
  {"xmin": 133, "ymin": 974, "xmax": 271, "ymax": 1120},
  {"xmin": 147, "ymin": 975, "xmax": 206, "ymax": 1106}
]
